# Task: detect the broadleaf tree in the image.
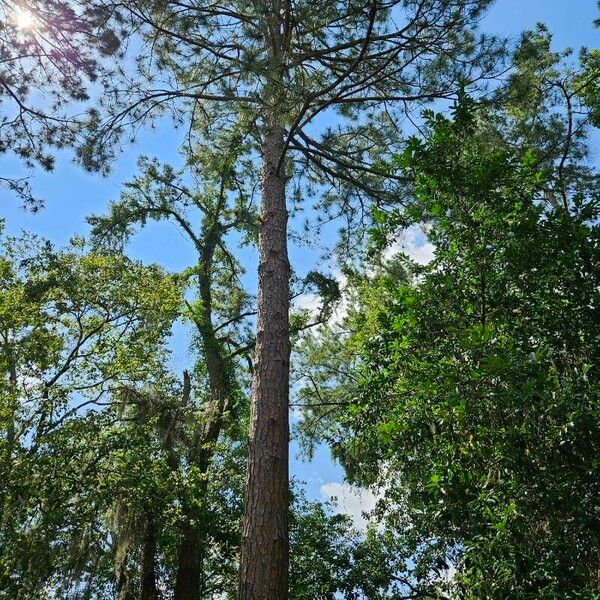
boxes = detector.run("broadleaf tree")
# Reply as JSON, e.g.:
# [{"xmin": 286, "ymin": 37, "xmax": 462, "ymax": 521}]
[
  {"xmin": 0, "ymin": 227, "xmax": 180, "ymax": 598},
  {"xmin": 88, "ymin": 146, "xmax": 256, "ymax": 600},
  {"xmin": 295, "ymin": 80, "xmax": 600, "ymax": 596}
]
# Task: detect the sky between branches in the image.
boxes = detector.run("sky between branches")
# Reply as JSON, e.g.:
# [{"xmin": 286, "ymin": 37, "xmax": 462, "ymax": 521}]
[{"xmin": 1, "ymin": 0, "xmax": 598, "ymax": 525}]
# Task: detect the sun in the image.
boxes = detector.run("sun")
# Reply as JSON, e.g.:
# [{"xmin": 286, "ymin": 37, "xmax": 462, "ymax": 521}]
[{"xmin": 15, "ymin": 7, "xmax": 35, "ymax": 31}]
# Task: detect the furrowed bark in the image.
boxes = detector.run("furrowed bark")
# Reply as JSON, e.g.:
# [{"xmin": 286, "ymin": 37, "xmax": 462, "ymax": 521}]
[{"xmin": 238, "ymin": 124, "xmax": 290, "ymax": 600}]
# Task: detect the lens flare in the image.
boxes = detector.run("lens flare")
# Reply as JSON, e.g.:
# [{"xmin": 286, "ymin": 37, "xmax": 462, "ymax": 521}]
[{"xmin": 15, "ymin": 8, "xmax": 35, "ymax": 31}]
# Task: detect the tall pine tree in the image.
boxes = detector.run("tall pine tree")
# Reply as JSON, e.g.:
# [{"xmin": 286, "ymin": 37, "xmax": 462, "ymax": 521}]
[{"xmin": 71, "ymin": 2, "xmax": 502, "ymax": 596}]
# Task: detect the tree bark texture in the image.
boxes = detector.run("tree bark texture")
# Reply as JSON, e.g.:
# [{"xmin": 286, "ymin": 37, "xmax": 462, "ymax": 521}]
[{"xmin": 238, "ymin": 124, "xmax": 290, "ymax": 600}]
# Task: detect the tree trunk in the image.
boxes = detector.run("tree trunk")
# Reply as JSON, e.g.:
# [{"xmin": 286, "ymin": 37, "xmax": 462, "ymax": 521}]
[
  {"xmin": 174, "ymin": 522, "xmax": 204, "ymax": 600},
  {"xmin": 174, "ymin": 253, "xmax": 231, "ymax": 600},
  {"xmin": 1, "ymin": 360, "xmax": 17, "ymax": 531},
  {"xmin": 238, "ymin": 124, "xmax": 290, "ymax": 600},
  {"xmin": 174, "ymin": 400, "xmax": 226, "ymax": 600},
  {"xmin": 140, "ymin": 518, "xmax": 157, "ymax": 600},
  {"xmin": 6, "ymin": 361, "xmax": 16, "ymax": 463},
  {"xmin": 116, "ymin": 563, "xmax": 130, "ymax": 600}
]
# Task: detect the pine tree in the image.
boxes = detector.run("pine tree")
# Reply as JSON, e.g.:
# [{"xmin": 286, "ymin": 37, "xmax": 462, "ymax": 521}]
[
  {"xmin": 74, "ymin": 2, "xmax": 501, "ymax": 596},
  {"xmin": 0, "ymin": 1, "xmax": 120, "ymax": 207}
]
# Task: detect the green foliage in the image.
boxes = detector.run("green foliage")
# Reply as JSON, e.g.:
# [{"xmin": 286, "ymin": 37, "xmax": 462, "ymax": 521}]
[
  {"xmin": 0, "ymin": 232, "xmax": 180, "ymax": 598},
  {"xmin": 578, "ymin": 48, "xmax": 600, "ymax": 128},
  {"xmin": 300, "ymin": 98, "xmax": 600, "ymax": 597},
  {"xmin": 4, "ymin": 3, "xmax": 600, "ymax": 597},
  {"xmin": 290, "ymin": 490, "xmax": 411, "ymax": 600}
]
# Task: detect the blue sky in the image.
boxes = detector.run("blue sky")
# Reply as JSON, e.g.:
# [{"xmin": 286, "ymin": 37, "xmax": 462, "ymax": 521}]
[{"xmin": 1, "ymin": 0, "xmax": 598, "ymax": 517}]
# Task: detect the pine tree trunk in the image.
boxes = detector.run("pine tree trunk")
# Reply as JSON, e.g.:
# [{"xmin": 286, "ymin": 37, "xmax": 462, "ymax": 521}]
[{"xmin": 238, "ymin": 124, "xmax": 290, "ymax": 600}]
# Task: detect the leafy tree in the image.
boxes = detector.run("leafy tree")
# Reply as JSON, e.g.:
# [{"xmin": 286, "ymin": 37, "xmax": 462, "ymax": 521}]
[
  {"xmin": 101, "ymin": 399, "xmax": 248, "ymax": 600},
  {"xmin": 88, "ymin": 151, "xmax": 254, "ymax": 600},
  {"xmin": 290, "ymin": 492, "xmax": 415, "ymax": 600},
  {"xmin": 299, "ymin": 93, "xmax": 600, "ymax": 597},
  {"xmin": 0, "ymin": 224, "xmax": 247, "ymax": 598},
  {"xmin": 0, "ymin": 227, "xmax": 179, "ymax": 598}
]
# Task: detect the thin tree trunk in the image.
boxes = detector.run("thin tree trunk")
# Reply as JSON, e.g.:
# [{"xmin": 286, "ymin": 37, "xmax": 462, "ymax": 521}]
[
  {"xmin": 238, "ymin": 124, "xmax": 290, "ymax": 600},
  {"xmin": 140, "ymin": 518, "xmax": 157, "ymax": 600},
  {"xmin": 174, "ymin": 398, "xmax": 227, "ymax": 600},
  {"xmin": 173, "ymin": 403, "xmax": 226, "ymax": 600},
  {"xmin": 174, "ymin": 522, "xmax": 204, "ymax": 600},
  {"xmin": 117, "ymin": 564, "xmax": 130, "ymax": 600},
  {"xmin": 174, "ymin": 252, "xmax": 231, "ymax": 600},
  {"xmin": 6, "ymin": 361, "xmax": 16, "ymax": 463}
]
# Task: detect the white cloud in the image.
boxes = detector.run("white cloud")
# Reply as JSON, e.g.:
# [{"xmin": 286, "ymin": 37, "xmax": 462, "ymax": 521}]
[
  {"xmin": 407, "ymin": 242, "xmax": 436, "ymax": 265},
  {"xmin": 320, "ymin": 481, "xmax": 379, "ymax": 531},
  {"xmin": 383, "ymin": 225, "xmax": 435, "ymax": 265},
  {"xmin": 293, "ymin": 270, "xmax": 350, "ymax": 328},
  {"xmin": 293, "ymin": 292, "xmax": 321, "ymax": 318}
]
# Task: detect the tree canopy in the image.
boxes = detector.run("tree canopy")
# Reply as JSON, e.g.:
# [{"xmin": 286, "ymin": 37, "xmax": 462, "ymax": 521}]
[{"xmin": 1, "ymin": 2, "xmax": 599, "ymax": 599}]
